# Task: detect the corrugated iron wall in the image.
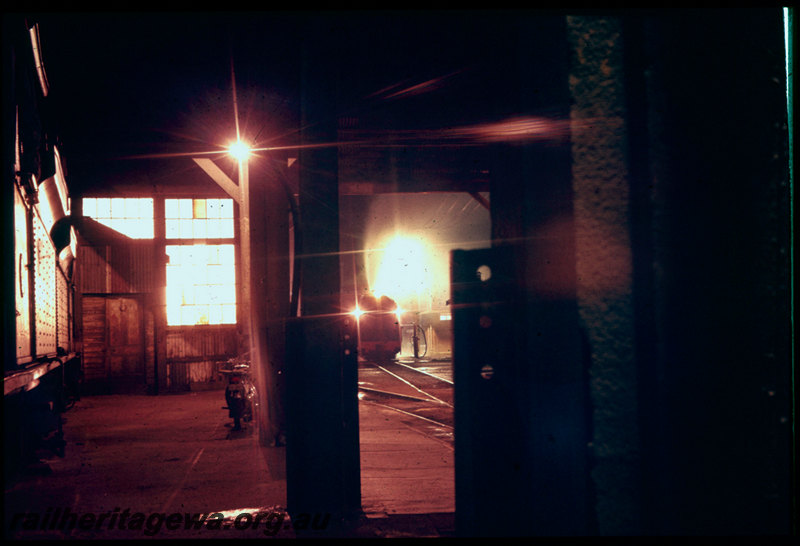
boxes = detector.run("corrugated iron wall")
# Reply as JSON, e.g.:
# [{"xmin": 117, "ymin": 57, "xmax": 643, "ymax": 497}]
[
  {"xmin": 76, "ymin": 245, "xmax": 107, "ymax": 293},
  {"xmin": 77, "ymin": 244, "xmax": 158, "ymax": 294}
]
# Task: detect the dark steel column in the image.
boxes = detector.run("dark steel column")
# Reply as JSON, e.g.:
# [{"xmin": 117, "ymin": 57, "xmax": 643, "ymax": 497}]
[
  {"xmin": 631, "ymin": 11, "xmax": 793, "ymax": 535},
  {"xmin": 285, "ymin": 18, "xmax": 361, "ymax": 535},
  {"xmin": 453, "ymin": 16, "xmax": 591, "ymax": 536}
]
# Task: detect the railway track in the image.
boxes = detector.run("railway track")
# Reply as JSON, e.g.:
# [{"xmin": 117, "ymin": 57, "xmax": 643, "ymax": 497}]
[{"xmin": 358, "ymin": 359, "xmax": 454, "ymax": 447}]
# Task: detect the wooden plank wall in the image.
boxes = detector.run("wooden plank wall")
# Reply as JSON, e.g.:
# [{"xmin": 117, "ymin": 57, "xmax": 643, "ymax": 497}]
[
  {"xmin": 145, "ymin": 307, "xmax": 155, "ymax": 391},
  {"xmin": 81, "ymin": 296, "xmax": 106, "ymax": 382},
  {"xmin": 165, "ymin": 327, "xmax": 238, "ymax": 391}
]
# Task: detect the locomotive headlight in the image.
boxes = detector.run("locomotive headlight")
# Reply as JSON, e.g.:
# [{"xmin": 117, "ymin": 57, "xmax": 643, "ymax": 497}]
[{"xmin": 372, "ymin": 235, "xmax": 431, "ymax": 306}]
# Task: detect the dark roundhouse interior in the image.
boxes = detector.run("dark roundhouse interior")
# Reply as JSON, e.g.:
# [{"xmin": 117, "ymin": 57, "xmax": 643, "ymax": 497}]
[{"xmin": 3, "ymin": 9, "xmax": 794, "ymax": 538}]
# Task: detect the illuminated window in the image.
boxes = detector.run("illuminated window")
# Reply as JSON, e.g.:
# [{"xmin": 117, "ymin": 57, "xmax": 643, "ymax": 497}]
[
  {"xmin": 165, "ymin": 198, "xmax": 234, "ymax": 239},
  {"xmin": 82, "ymin": 197, "xmax": 154, "ymax": 238},
  {"xmin": 164, "ymin": 198, "xmax": 237, "ymax": 326},
  {"xmin": 165, "ymin": 244, "xmax": 237, "ymax": 326}
]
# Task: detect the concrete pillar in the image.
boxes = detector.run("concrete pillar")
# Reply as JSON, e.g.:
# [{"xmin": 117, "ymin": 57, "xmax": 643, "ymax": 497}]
[
  {"xmin": 567, "ymin": 15, "xmax": 640, "ymax": 535},
  {"xmin": 566, "ymin": 10, "xmax": 792, "ymax": 535}
]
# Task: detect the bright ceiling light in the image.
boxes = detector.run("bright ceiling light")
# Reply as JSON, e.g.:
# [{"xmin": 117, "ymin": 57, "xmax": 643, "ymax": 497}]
[{"xmin": 228, "ymin": 140, "xmax": 250, "ymax": 161}]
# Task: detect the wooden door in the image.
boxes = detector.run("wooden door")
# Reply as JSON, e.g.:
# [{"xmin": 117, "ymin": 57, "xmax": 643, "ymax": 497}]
[{"xmin": 106, "ymin": 296, "xmax": 145, "ymax": 391}]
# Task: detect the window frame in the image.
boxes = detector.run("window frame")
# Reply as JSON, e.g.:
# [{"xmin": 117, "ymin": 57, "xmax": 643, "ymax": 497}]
[
  {"xmin": 81, "ymin": 197, "xmax": 155, "ymax": 239},
  {"xmin": 162, "ymin": 197, "xmax": 239, "ymax": 328}
]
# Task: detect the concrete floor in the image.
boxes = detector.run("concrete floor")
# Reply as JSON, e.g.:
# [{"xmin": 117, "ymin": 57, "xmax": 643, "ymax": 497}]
[{"xmin": 4, "ymin": 384, "xmax": 454, "ymax": 539}]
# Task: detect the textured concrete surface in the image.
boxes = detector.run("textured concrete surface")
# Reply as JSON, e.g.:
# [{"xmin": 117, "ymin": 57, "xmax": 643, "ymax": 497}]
[
  {"xmin": 360, "ymin": 401, "xmax": 454, "ymax": 517},
  {"xmin": 568, "ymin": 15, "xmax": 641, "ymax": 534},
  {"xmin": 4, "ymin": 386, "xmax": 454, "ymax": 539}
]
